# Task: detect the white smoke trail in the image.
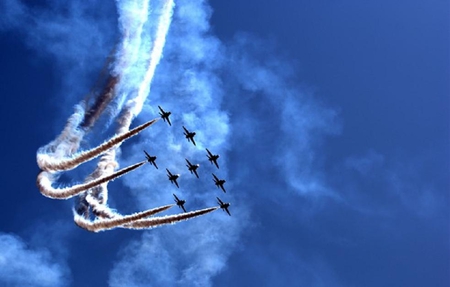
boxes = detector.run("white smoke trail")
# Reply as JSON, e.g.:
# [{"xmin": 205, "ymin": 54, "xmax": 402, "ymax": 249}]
[
  {"xmin": 37, "ymin": 161, "xmax": 146, "ymax": 199},
  {"xmin": 74, "ymin": 0, "xmax": 175, "ymax": 225},
  {"xmin": 126, "ymin": 0, "xmax": 174, "ymax": 117},
  {"xmin": 121, "ymin": 207, "xmax": 219, "ymax": 230},
  {"xmin": 73, "ymin": 204, "xmax": 175, "ymax": 232},
  {"xmin": 36, "ymin": 118, "xmax": 158, "ymax": 172},
  {"xmin": 37, "ymin": 104, "xmax": 86, "ymax": 163}
]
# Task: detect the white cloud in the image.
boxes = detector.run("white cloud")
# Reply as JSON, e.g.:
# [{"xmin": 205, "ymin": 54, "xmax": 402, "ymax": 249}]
[{"xmin": 0, "ymin": 233, "xmax": 69, "ymax": 287}]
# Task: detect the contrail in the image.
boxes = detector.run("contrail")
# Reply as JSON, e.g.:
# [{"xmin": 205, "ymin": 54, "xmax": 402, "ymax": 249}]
[
  {"xmin": 72, "ymin": 0, "xmax": 175, "ymax": 225},
  {"xmin": 80, "ymin": 76, "xmax": 120, "ymax": 131},
  {"xmin": 37, "ymin": 118, "xmax": 158, "ymax": 173},
  {"xmin": 84, "ymin": 193, "xmax": 117, "ymax": 219},
  {"xmin": 37, "ymin": 105, "xmax": 86, "ymax": 160},
  {"xmin": 122, "ymin": 207, "xmax": 219, "ymax": 230},
  {"xmin": 37, "ymin": 161, "xmax": 146, "ymax": 199},
  {"xmin": 73, "ymin": 204, "xmax": 175, "ymax": 232},
  {"xmin": 35, "ymin": 0, "xmax": 220, "ymax": 234},
  {"xmin": 126, "ymin": 0, "xmax": 174, "ymax": 118}
]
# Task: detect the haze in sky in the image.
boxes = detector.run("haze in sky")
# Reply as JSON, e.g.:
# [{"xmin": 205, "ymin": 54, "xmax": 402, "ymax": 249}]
[{"xmin": 0, "ymin": 0, "xmax": 448, "ymax": 286}]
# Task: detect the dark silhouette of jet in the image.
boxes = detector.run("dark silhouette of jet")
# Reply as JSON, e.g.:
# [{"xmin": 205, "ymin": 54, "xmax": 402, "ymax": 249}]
[
  {"xmin": 217, "ymin": 197, "xmax": 231, "ymax": 216},
  {"xmin": 185, "ymin": 158, "xmax": 200, "ymax": 178},
  {"xmin": 158, "ymin": 106, "xmax": 172, "ymax": 126},
  {"xmin": 183, "ymin": 126, "xmax": 196, "ymax": 146},
  {"xmin": 166, "ymin": 168, "xmax": 180, "ymax": 188},
  {"xmin": 206, "ymin": 148, "xmax": 220, "ymax": 169},
  {"xmin": 144, "ymin": 150, "xmax": 158, "ymax": 169},
  {"xmin": 212, "ymin": 173, "xmax": 226, "ymax": 193},
  {"xmin": 173, "ymin": 193, "xmax": 187, "ymax": 212}
]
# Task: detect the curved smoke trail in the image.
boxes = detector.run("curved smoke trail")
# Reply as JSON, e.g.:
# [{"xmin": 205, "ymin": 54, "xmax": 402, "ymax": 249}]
[
  {"xmin": 37, "ymin": 118, "xmax": 158, "ymax": 173},
  {"xmin": 36, "ymin": 0, "xmax": 219, "ymax": 234},
  {"xmin": 37, "ymin": 161, "xmax": 146, "ymax": 199},
  {"xmin": 73, "ymin": 204, "xmax": 176, "ymax": 232}
]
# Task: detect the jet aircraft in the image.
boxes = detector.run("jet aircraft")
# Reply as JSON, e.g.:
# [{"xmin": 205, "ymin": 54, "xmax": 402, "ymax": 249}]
[
  {"xmin": 185, "ymin": 158, "xmax": 200, "ymax": 178},
  {"xmin": 173, "ymin": 193, "xmax": 187, "ymax": 212},
  {"xmin": 158, "ymin": 106, "xmax": 172, "ymax": 126},
  {"xmin": 183, "ymin": 126, "xmax": 197, "ymax": 146},
  {"xmin": 144, "ymin": 150, "xmax": 158, "ymax": 169},
  {"xmin": 212, "ymin": 173, "xmax": 226, "ymax": 193},
  {"xmin": 217, "ymin": 197, "xmax": 231, "ymax": 216},
  {"xmin": 166, "ymin": 168, "xmax": 180, "ymax": 188},
  {"xmin": 206, "ymin": 148, "xmax": 220, "ymax": 169}
]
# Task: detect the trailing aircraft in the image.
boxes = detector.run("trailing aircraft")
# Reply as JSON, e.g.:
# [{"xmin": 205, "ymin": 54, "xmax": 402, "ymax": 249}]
[
  {"xmin": 183, "ymin": 126, "xmax": 197, "ymax": 146},
  {"xmin": 173, "ymin": 193, "xmax": 187, "ymax": 212},
  {"xmin": 158, "ymin": 106, "xmax": 172, "ymax": 126},
  {"xmin": 144, "ymin": 150, "xmax": 158, "ymax": 169},
  {"xmin": 217, "ymin": 197, "xmax": 231, "ymax": 216},
  {"xmin": 206, "ymin": 148, "xmax": 220, "ymax": 169},
  {"xmin": 185, "ymin": 158, "xmax": 200, "ymax": 178},
  {"xmin": 166, "ymin": 168, "xmax": 180, "ymax": 188},
  {"xmin": 212, "ymin": 173, "xmax": 226, "ymax": 193}
]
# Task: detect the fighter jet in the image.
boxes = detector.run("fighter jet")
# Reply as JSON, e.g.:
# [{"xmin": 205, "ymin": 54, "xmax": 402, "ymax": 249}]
[
  {"xmin": 185, "ymin": 158, "xmax": 200, "ymax": 178},
  {"xmin": 212, "ymin": 173, "xmax": 226, "ymax": 193},
  {"xmin": 158, "ymin": 106, "xmax": 172, "ymax": 126},
  {"xmin": 217, "ymin": 197, "xmax": 231, "ymax": 216},
  {"xmin": 173, "ymin": 193, "xmax": 187, "ymax": 212},
  {"xmin": 144, "ymin": 150, "xmax": 158, "ymax": 169},
  {"xmin": 166, "ymin": 168, "xmax": 180, "ymax": 188},
  {"xmin": 206, "ymin": 148, "xmax": 220, "ymax": 169},
  {"xmin": 183, "ymin": 126, "xmax": 196, "ymax": 146}
]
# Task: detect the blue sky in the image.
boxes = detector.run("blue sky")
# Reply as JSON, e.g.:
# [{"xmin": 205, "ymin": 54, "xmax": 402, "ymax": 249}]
[{"xmin": 0, "ymin": 0, "xmax": 448, "ymax": 286}]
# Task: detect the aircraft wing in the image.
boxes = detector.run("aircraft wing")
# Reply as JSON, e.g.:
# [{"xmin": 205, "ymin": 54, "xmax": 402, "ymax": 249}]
[
  {"xmin": 153, "ymin": 161, "xmax": 158, "ymax": 169},
  {"xmin": 181, "ymin": 205, "xmax": 187, "ymax": 213},
  {"xmin": 144, "ymin": 150, "xmax": 150, "ymax": 159},
  {"xmin": 206, "ymin": 148, "xmax": 213, "ymax": 157},
  {"xmin": 191, "ymin": 137, "xmax": 197, "ymax": 146},
  {"xmin": 174, "ymin": 180, "xmax": 179, "ymax": 188},
  {"xmin": 167, "ymin": 117, "xmax": 172, "ymax": 126},
  {"xmin": 213, "ymin": 160, "xmax": 219, "ymax": 169},
  {"xmin": 166, "ymin": 169, "xmax": 173, "ymax": 176},
  {"xmin": 216, "ymin": 197, "xmax": 223, "ymax": 205},
  {"xmin": 158, "ymin": 105, "xmax": 164, "ymax": 113},
  {"xmin": 193, "ymin": 169, "xmax": 199, "ymax": 178},
  {"xmin": 173, "ymin": 193, "xmax": 179, "ymax": 201},
  {"xmin": 225, "ymin": 207, "xmax": 231, "ymax": 216},
  {"xmin": 185, "ymin": 158, "xmax": 192, "ymax": 166},
  {"xmin": 212, "ymin": 173, "xmax": 219, "ymax": 181},
  {"xmin": 183, "ymin": 126, "xmax": 189, "ymax": 133}
]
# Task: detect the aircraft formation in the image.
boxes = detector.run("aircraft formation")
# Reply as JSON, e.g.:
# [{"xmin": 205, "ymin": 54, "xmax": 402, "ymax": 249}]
[
  {"xmin": 144, "ymin": 106, "xmax": 231, "ymax": 216},
  {"xmin": 35, "ymin": 1, "xmax": 230, "ymax": 232}
]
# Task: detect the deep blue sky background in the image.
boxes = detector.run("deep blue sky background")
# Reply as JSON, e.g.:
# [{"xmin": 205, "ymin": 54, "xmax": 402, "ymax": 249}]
[{"xmin": 0, "ymin": 0, "xmax": 448, "ymax": 286}]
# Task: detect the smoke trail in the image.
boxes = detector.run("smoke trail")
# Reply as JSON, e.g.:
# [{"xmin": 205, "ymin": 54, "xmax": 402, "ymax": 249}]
[
  {"xmin": 37, "ymin": 161, "xmax": 146, "ymax": 199},
  {"xmin": 84, "ymin": 192, "xmax": 117, "ymax": 219},
  {"xmin": 122, "ymin": 207, "xmax": 219, "ymax": 230},
  {"xmin": 126, "ymin": 0, "xmax": 174, "ymax": 118},
  {"xmin": 80, "ymin": 75, "xmax": 120, "ymax": 131},
  {"xmin": 73, "ymin": 204, "xmax": 175, "ymax": 232},
  {"xmin": 37, "ymin": 118, "xmax": 158, "ymax": 172},
  {"xmin": 37, "ymin": 105, "xmax": 86, "ymax": 161},
  {"xmin": 74, "ymin": 0, "xmax": 175, "ymax": 222}
]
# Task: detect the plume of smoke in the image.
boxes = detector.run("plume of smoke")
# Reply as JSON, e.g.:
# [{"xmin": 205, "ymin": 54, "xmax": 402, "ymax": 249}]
[
  {"xmin": 108, "ymin": 1, "xmax": 241, "ymax": 286},
  {"xmin": 36, "ymin": 118, "xmax": 158, "ymax": 172},
  {"xmin": 70, "ymin": 0, "xmax": 176, "ymax": 228},
  {"xmin": 36, "ymin": 161, "xmax": 146, "ymax": 199},
  {"xmin": 73, "ymin": 204, "xmax": 175, "ymax": 232},
  {"xmin": 122, "ymin": 207, "xmax": 219, "ymax": 230}
]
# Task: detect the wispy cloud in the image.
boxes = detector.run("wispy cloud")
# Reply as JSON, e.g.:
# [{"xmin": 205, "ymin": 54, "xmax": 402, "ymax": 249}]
[
  {"xmin": 0, "ymin": 232, "xmax": 70, "ymax": 287},
  {"xmin": 334, "ymin": 149, "xmax": 447, "ymax": 218},
  {"xmin": 109, "ymin": 1, "xmax": 341, "ymax": 285}
]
